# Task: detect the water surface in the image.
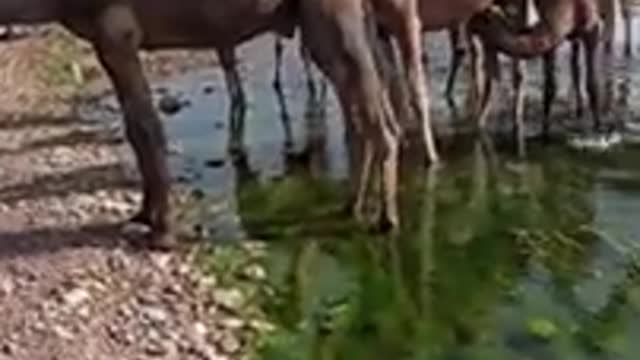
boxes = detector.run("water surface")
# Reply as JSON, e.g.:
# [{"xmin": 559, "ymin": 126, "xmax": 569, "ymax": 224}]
[{"xmin": 83, "ymin": 30, "xmax": 640, "ymax": 359}]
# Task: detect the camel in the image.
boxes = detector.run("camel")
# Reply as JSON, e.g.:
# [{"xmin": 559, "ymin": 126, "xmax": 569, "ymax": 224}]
[
  {"xmin": 623, "ymin": 0, "xmax": 640, "ymax": 57},
  {"xmin": 369, "ymin": 0, "xmax": 506, "ymax": 166},
  {"xmin": 215, "ymin": 48, "xmax": 250, "ymax": 156},
  {"xmin": 0, "ymin": 0, "xmax": 414, "ymax": 247},
  {"xmin": 272, "ymin": 34, "xmax": 326, "ymax": 150},
  {"xmin": 217, "ymin": 35, "xmax": 323, "ymax": 159},
  {"xmin": 466, "ymin": 0, "xmax": 604, "ymax": 152},
  {"xmin": 0, "ymin": 25, "xmax": 12, "ymax": 40}
]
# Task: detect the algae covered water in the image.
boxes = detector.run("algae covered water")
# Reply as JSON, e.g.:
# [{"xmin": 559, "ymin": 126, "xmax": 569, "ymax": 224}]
[{"xmin": 82, "ymin": 29, "xmax": 640, "ymax": 358}]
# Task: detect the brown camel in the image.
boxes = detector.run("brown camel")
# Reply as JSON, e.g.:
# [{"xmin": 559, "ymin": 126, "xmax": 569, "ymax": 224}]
[
  {"xmin": 221, "ymin": 34, "xmax": 324, "ymax": 158},
  {"xmin": 0, "ymin": 0, "xmax": 408, "ymax": 246},
  {"xmin": 536, "ymin": 0, "xmax": 615, "ymax": 130},
  {"xmin": 444, "ymin": 24, "xmax": 468, "ymax": 102},
  {"xmin": 216, "ymin": 48, "xmax": 251, "ymax": 156},
  {"xmin": 299, "ymin": 0, "xmax": 405, "ymax": 229},
  {"xmin": 468, "ymin": 0, "xmax": 604, "ymax": 149},
  {"xmin": 272, "ymin": 34, "xmax": 325, "ymax": 150},
  {"xmin": 371, "ymin": 0, "xmax": 501, "ymax": 166},
  {"xmin": 623, "ymin": 0, "xmax": 640, "ymax": 57}
]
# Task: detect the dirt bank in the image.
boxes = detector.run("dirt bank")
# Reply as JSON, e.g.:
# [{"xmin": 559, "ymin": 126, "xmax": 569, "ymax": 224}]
[{"xmin": 0, "ymin": 26, "xmax": 249, "ymax": 360}]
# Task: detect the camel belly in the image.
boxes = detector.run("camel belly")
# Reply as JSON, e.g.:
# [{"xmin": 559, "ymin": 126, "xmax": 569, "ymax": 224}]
[
  {"xmin": 419, "ymin": 0, "xmax": 492, "ymax": 30},
  {"xmin": 622, "ymin": 0, "xmax": 640, "ymax": 17},
  {"xmin": 0, "ymin": 0, "xmax": 57, "ymax": 23},
  {"xmin": 130, "ymin": 0, "xmax": 291, "ymax": 49}
]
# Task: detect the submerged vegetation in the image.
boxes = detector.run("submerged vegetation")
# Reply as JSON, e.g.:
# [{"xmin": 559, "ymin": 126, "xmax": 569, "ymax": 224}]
[{"xmin": 194, "ymin": 140, "xmax": 640, "ymax": 359}]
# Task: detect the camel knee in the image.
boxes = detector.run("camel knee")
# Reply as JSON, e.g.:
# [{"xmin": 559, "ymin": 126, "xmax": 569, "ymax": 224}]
[{"xmin": 96, "ymin": 4, "xmax": 142, "ymax": 49}]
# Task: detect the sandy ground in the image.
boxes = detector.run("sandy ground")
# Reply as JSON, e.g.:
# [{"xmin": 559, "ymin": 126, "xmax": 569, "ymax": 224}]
[{"xmin": 0, "ymin": 27, "xmax": 249, "ymax": 360}]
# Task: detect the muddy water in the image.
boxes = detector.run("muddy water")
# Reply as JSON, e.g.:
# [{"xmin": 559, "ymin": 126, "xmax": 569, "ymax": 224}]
[{"xmin": 83, "ymin": 29, "xmax": 640, "ymax": 358}]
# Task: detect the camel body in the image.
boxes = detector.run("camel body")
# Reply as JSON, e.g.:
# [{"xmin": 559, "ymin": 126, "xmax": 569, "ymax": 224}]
[
  {"xmin": 0, "ymin": 0, "xmax": 296, "ymax": 47},
  {"xmin": 0, "ymin": 0, "xmax": 410, "ymax": 242}
]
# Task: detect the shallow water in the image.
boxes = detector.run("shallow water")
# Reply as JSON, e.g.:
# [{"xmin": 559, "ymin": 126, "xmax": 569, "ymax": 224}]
[{"xmin": 83, "ymin": 27, "xmax": 640, "ymax": 358}]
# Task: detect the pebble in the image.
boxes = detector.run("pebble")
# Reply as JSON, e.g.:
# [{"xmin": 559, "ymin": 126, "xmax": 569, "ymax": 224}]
[
  {"xmin": 219, "ymin": 317, "xmax": 244, "ymax": 330},
  {"xmin": 53, "ymin": 325, "xmax": 75, "ymax": 340},
  {"xmin": 62, "ymin": 287, "xmax": 91, "ymax": 308},
  {"xmin": 1, "ymin": 342, "xmax": 14, "ymax": 355},
  {"xmin": 0, "ymin": 277, "xmax": 14, "ymax": 297},
  {"xmin": 158, "ymin": 95, "xmax": 189, "ymax": 116},
  {"xmin": 150, "ymin": 253, "xmax": 173, "ymax": 269},
  {"xmin": 212, "ymin": 289, "xmax": 244, "ymax": 311},
  {"xmin": 204, "ymin": 159, "xmax": 225, "ymax": 168},
  {"xmin": 243, "ymin": 264, "xmax": 266, "ymax": 281},
  {"xmin": 142, "ymin": 306, "xmax": 169, "ymax": 325},
  {"xmin": 194, "ymin": 322, "xmax": 208, "ymax": 337},
  {"xmin": 168, "ymin": 141, "xmax": 184, "ymax": 156},
  {"xmin": 144, "ymin": 339, "xmax": 169, "ymax": 357},
  {"xmin": 218, "ymin": 332, "xmax": 241, "ymax": 354}
]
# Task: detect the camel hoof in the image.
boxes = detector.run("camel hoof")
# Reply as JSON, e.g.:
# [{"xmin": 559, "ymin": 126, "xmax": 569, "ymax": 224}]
[
  {"xmin": 283, "ymin": 140, "xmax": 295, "ymax": 154},
  {"xmin": 129, "ymin": 210, "xmax": 152, "ymax": 227},
  {"xmin": 148, "ymin": 231, "xmax": 179, "ymax": 252},
  {"xmin": 376, "ymin": 215, "xmax": 399, "ymax": 236},
  {"xmin": 229, "ymin": 146, "xmax": 248, "ymax": 163},
  {"xmin": 426, "ymin": 154, "xmax": 440, "ymax": 167}
]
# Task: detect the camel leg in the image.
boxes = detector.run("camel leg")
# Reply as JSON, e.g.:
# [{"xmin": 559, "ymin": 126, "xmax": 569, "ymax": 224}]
[
  {"xmin": 511, "ymin": 59, "xmax": 526, "ymax": 157},
  {"xmin": 218, "ymin": 48, "xmax": 249, "ymax": 156},
  {"xmin": 396, "ymin": 4, "xmax": 439, "ymax": 164},
  {"xmin": 270, "ymin": 37, "xmax": 294, "ymax": 149},
  {"xmin": 624, "ymin": 14, "xmax": 633, "ymax": 58},
  {"xmin": 542, "ymin": 50, "xmax": 557, "ymax": 139},
  {"xmin": 570, "ymin": 40, "xmax": 584, "ymax": 119},
  {"xmin": 475, "ymin": 41, "xmax": 498, "ymax": 130},
  {"xmin": 583, "ymin": 27, "xmax": 602, "ymax": 131},
  {"xmin": 92, "ymin": 4, "xmax": 173, "ymax": 248},
  {"xmin": 601, "ymin": 2, "xmax": 615, "ymax": 113},
  {"xmin": 299, "ymin": 3, "xmax": 400, "ymax": 230},
  {"xmin": 466, "ymin": 32, "xmax": 485, "ymax": 120},
  {"xmin": 444, "ymin": 25, "xmax": 467, "ymax": 103},
  {"xmin": 300, "ymin": 44, "xmax": 318, "ymax": 98},
  {"xmin": 273, "ymin": 36, "xmax": 285, "ymax": 91},
  {"xmin": 0, "ymin": 25, "xmax": 12, "ymax": 40}
]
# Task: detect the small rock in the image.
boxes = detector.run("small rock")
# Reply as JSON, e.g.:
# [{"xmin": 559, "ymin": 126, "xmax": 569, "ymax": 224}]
[
  {"xmin": 0, "ymin": 277, "xmax": 14, "ymax": 297},
  {"xmin": 53, "ymin": 325, "xmax": 74, "ymax": 340},
  {"xmin": 154, "ymin": 86, "xmax": 170, "ymax": 95},
  {"xmin": 194, "ymin": 322, "xmax": 208, "ymax": 337},
  {"xmin": 100, "ymin": 199, "xmax": 131, "ymax": 216},
  {"xmin": 212, "ymin": 289, "xmax": 244, "ymax": 311},
  {"xmin": 142, "ymin": 306, "xmax": 169, "ymax": 324},
  {"xmin": 193, "ymin": 224, "xmax": 212, "ymax": 238},
  {"xmin": 249, "ymin": 319, "xmax": 275, "ymax": 333},
  {"xmin": 144, "ymin": 339, "xmax": 169, "ymax": 357},
  {"xmin": 123, "ymin": 192, "xmax": 142, "ymax": 205},
  {"xmin": 191, "ymin": 189, "xmax": 206, "ymax": 200},
  {"xmin": 62, "ymin": 287, "xmax": 90, "ymax": 308},
  {"xmin": 31, "ymin": 320, "xmax": 47, "ymax": 334},
  {"xmin": 107, "ymin": 250, "xmax": 130, "ymax": 271},
  {"xmin": 204, "ymin": 159, "xmax": 225, "ymax": 168},
  {"xmin": 203, "ymin": 85, "xmax": 215, "ymax": 94},
  {"xmin": 1, "ymin": 341, "xmax": 14, "ymax": 355},
  {"xmin": 219, "ymin": 317, "xmax": 244, "ymax": 330},
  {"xmin": 217, "ymin": 332, "xmax": 241, "ymax": 354},
  {"xmin": 150, "ymin": 253, "xmax": 173, "ymax": 269},
  {"xmin": 168, "ymin": 141, "xmax": 184, "ymax": 156},
  {"xmin": 106, "ymin": 324, "xmax": 134, "ymax": 346},
  {"xmin": 158, "ymin": 95, "xmax": 186, "ymax": 116},
  {"xmin": 526, "ymin": 317, "xmax": 558, "ymax": 341},
  {"xmin": 243, "ymin": 264, "xmax": 266, "ymax": 280}
]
